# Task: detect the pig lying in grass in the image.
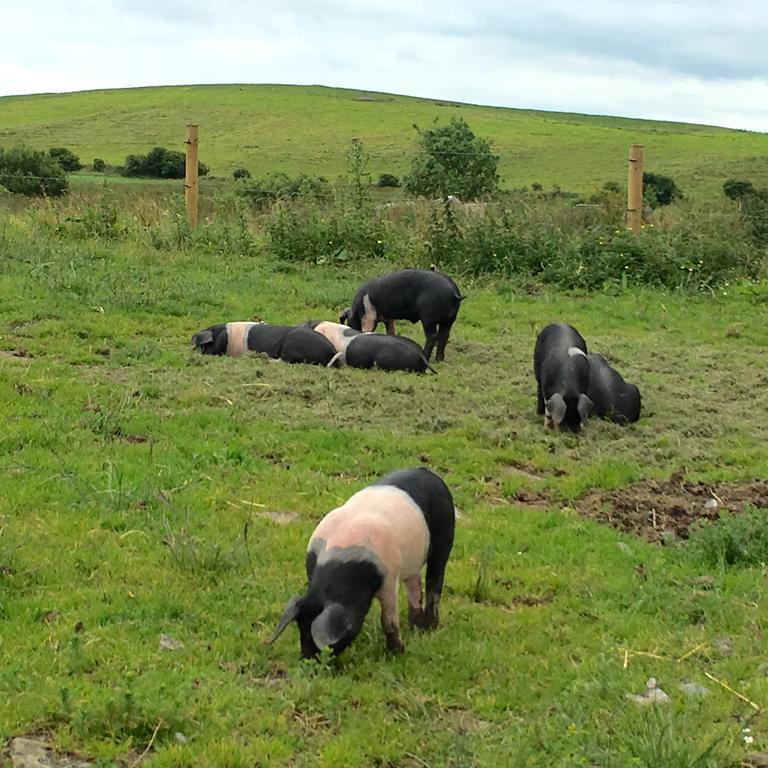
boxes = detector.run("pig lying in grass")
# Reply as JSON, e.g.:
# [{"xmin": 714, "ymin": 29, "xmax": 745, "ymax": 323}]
[
  {"xmin": 191, "ymin": 322, "xmax": 335, "ymax": 366},
  {"xmin": 266, "ymin": 467, "xmax": 455, "ymax": 657}
]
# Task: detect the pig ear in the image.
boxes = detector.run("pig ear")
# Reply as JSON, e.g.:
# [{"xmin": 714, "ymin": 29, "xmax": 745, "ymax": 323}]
[
  {"xmin": 192, "ymin": 330, "xmax": 214, "ymax": 347},
  {"xmin": 577, "ymin": 394, "xmax": 593, "ymax": 423},
  {"xmin": 265, "ymin": 595, "xmax": 303, "ymax": 644},
  {"xmin": 310, "ymin": 603, "xmax": 351, "ymax": 649},
  {"xmin": 545, "ymin": 394, "xmax": 566, "ymax": 427}
]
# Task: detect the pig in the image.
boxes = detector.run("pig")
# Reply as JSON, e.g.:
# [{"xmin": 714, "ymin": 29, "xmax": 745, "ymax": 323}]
[
  {"xmin": 191, "ymin": 322, "xmax": 293, "ymax": 357},
  {"xmin": 342, "ymin": 268, "xmax": 465, "ymax": 361},
  {"xmin": 533, "ymin": 322, "xmax": 593, "ymax": 432},
  {"xmin": 266, "ymin": 466, "xmax": 455, "ymax": 658},
  {"xmin": 586, "ymin": 353, "xmax": 642, "ymax": 424},
  {"xmin": 191, "ymin": 322, "xmax": 336, "ymax": 366},
  {"xmin": 307, "ymin": 320, "xmax": 361, "ymax": 354},
  {"xmin": 331, "ymin": 333, "xmax": 437, "ymax": 374},
  {"xmin": 278, "ymin": 327, "xmax": 337, "ymax": 366}
]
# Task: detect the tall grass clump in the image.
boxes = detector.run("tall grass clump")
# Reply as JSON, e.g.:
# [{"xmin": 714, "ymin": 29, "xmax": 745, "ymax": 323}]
[{"xmin": 687, "ymin": 507, "xmax": 768, "ymax": 567}]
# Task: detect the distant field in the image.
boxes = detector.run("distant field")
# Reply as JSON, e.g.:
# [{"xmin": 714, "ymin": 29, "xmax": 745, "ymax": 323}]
[{"xmin": 1, "ymin": 84, "xmax": 767, "ymax": 198}]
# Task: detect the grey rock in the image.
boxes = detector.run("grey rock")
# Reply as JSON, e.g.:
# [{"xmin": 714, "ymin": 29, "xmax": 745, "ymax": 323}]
[
  {"xmin": 625, "ymin": 677, "xmax": 671, "ymax": 706},
  {"xmin": 678, "ymin": 681, "xmax": 711, "ymax": 698},
  {"xmin": 159, "ymin": 634, "xmax": 184, "ymax": 651},
  {"xmin": 10, "ymin": 737, "xmax": 91, "ymax": 767},
  {"xmin": 712, "ymin": 635, "xmax": 733, "ymax": 656}
]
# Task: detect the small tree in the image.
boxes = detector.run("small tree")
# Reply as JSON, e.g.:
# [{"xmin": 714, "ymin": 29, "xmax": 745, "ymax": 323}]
[
  {"xmin": 120, "ymin": 147, "xmax": 208, "ymax": 179},
  {"xmin": 93, "ymin": 158, "xmax": 106, "ymax": 173},
  {"xmin": 0, "ymin": 147, "xmax": 69, "ymax": 196},
  {"xmin": 643, "ymin": 172, "xmax": 682, "ymax": 207},
  {"xmin": 233, "ymin": 168, "xmax": 251, "ymax": 180},
  {"xmin": 377, "ymin": 173, "xmax": 400, "ymax": 188},
  {"xmin": 48, "ymin": 147, "xmax": 82, "ymax": 172},
  {"xmin": 346, "ymin": 138, "xmax": 370, "ymax": 210},
  {"xmin": 404, "ymin": 118, "xmax": 499, "ymax": 201}
]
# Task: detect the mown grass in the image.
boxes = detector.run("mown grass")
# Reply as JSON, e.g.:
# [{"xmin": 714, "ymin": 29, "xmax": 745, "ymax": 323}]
[
  {"xmin": 1, "ymin": 84, "xmax": 767, "ymax": 198},
  {"xmin": 1, "ymin": 208, "xmax": 768, "ymax": 767}
]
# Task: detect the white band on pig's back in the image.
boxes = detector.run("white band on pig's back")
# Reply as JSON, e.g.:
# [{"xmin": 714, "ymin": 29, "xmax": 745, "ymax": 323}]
[
  {"xmin": 362, "ymin": 294, "xmax": 377, "ymax": 332},
  {"xmin": 225, "ymin": 322, "xmax": 257, "ymax": 356},
  {"xmin": 310, "ymin": 486, "xmax": 430, "ymax": 579}
]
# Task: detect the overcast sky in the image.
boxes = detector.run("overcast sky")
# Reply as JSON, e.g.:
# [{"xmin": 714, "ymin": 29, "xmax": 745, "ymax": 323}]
[{"xmin": 2, "ymin": 0, "xmax": 767, "ymax": 131}]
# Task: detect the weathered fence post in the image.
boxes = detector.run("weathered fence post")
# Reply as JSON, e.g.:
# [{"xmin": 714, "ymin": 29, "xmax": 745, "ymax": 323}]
[
  {"xmin": 185, "ymin": 124, "xmax": 199, "ymax": 228},
  {"xmin": 627, "ymin": 144, "xmax": 643, "ymax": 233}
]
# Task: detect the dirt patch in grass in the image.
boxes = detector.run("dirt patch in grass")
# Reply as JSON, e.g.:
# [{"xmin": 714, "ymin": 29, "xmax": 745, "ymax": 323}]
[{"xmin": 575, "ymin": 471, "xmax": 768, "ymax": 542}]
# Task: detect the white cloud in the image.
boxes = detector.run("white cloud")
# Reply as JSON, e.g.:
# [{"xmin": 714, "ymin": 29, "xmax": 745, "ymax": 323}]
[{"xmin": 1, "ymin": 0, "xmax": 766, "ymax": 130}]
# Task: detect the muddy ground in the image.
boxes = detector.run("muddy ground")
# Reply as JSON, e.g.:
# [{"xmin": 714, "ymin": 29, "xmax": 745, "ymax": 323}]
[{"xmin": 570, "ymin": 471, "xmax": 768, "ymax": 542}]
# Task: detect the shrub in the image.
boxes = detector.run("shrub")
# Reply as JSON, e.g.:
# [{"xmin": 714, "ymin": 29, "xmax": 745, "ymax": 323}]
[
  {"xmin": 723, "ymin": 179, "xmax": 754, "ymax": 201},
  {"xmin": 404, "ymin": 117, "xmax": 499, "ymax": 201},
  {"xmin": 687, "ymin": 507, "xmax": 768, "ymax": 567},
  {"xmin": 120, "ymin": 147, "xmax": 209, "ymax": 179},
  {"xmin": 0, "ymin": 146, "xmax": 69, "ymax": 196},
  {"xmin": 232, "ymin": 168, "xmax": 251, "ymax": 180},
  {"xmin": 93, "ymin": 158, "xmax": 106, "ymax": 173},
  {"xmin": 643, "ymin": 172, "xmax": 683, "ymax": 207},
  {"xmin": 234, "ymin": 173, "xmax": 330, "ymax": 209},
  {"xmin": 377, "ymin": 173, "xmax": 400, "ymax": 188},
  {"xmin": 48, "ymin": 147, "xmax": 82, "ymax": 172}
]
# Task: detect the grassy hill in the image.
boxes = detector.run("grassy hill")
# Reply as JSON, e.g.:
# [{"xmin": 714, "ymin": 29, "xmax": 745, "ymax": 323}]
[{"xmin": 1, "ymin": 84, "xmax": 767, "ymax": 198}]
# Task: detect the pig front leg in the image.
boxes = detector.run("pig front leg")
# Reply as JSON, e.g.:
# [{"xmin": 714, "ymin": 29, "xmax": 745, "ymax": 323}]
[
  {"xmin": 421, "ymin": 320, "xmax": 439, "ymax": 361},
  {"xmin": 405, "ymin": 574, "xmax": 424, "ymax": 629},
  {"xmin": 377, "ymin": 576, "xmax": 404, "ymax": 652}
]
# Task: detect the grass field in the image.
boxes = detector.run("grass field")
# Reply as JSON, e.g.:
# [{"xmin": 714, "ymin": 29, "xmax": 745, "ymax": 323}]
[
  {"xmin": 2, "ymin": 84, "xmax": 768, "ymax": 198},
  {"xmin": 2, "ymin": 208, "xmax": 768, "ymax": 766}
]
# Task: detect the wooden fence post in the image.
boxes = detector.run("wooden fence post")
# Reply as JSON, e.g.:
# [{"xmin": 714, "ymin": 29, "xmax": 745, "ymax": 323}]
[
  {"xmin": 185, "ymin": 124, "xmax": 199, "ymax": 228},
  {"xmin": 627, "ymin": 144, "xmax": 643, "ymax": 233}
]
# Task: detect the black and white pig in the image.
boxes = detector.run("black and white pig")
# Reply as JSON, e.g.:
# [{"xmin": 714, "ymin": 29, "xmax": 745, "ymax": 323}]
[
  {"xmin": 586, "ymin": 353, "xmax": 642, "ymax": 424},
  {"xmin": 341, "ymin": 268, "xmax": 464, "ymax": 361},
  {"xmin": 336, "ymin": 333, "xmax": 437, "ymax": 374},
  {"xmin": 191, "ymin": 322, "xmax": 336, "ymax": 366},
  {"xmin": 533, "ymin": 322, "xmax": 593, "ymax": 432},
  {"xmin": 266, "ymin": 467, "xmax": 455, "ymax": 658},
  {"xmin": 191, "ymin": 322, "xmax": 293, "ymax": 357}
]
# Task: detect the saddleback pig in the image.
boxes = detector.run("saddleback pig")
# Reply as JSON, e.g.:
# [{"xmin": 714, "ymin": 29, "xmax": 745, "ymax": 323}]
[
  {"xmin": 586, "ymin": 353, "xmax": 642, "ymax": 424},
  {"xmin": 191, "ymin": 322, "xmax": 336, "ymax": 366},
  {"xmin": 266, "ymin": 467, "xmax": 455, "ymax": 658},
  {"xmin": 341, "ymin": 268, "xmax": 464, "ymax": 362},
  {"xmin": 533, "ymin": 323, "xmax": 593, "ymax": 432},
  {"xmin": 309, "ymin": 321, "xmax": 436, "ymax": 373}
]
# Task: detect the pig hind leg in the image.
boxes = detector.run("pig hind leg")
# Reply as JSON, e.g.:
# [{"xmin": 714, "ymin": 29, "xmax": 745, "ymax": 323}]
[
  {"xmin": 422, "ymin": 530, "xmax": 453, "ymax": 629},
  {"xmin": 421, "ymin": 319, "xmax": 439, "ymax": 361},
  {"xmin": 377, "ymin": 575, "xmax": 404, "ymax": 652},
  {"xmin": 435, "ymin": 320, "xmax": 454, "ymax": 362},
  {"xmin": 536, "ymin": 380, "xmax": 545, "ymax": 415},
  {"xmin": 404, "ymin": 575, "xmax": 424, "ymax": 629}
]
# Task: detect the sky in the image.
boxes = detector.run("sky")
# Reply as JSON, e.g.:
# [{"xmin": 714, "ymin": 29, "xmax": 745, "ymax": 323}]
[{"xmin": 2, "ymin": 0, "xmax": 767, "ymax": 131}]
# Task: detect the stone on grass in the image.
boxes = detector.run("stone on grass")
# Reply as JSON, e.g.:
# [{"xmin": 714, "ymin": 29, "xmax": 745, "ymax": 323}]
[{"xmin": 625, "ymin": 677, "xmax": 670, "ymax": 706}]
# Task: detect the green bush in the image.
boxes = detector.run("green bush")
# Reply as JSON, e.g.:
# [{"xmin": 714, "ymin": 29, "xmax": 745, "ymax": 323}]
[
  {"xmin": 234, "ymin": 172, "xmax": 330, "ymax": 209},
  {"xmin": 0, "ymin": 146, "xmax": 69, "ymax": 196},
  {"xmin": 643, "ymin": 172, "xmax": 683, "ymax": 207},
  {"xmin": 121, "ymin": 147, "xmax": 209, "ymax": 179},
  {"xmin": 405, "ymin": 117, "xmax": 499, "ymax": 201},
  {"xmin": 48, "ymin": 147, "xmax": 82, "ymax": 172},
  {"xmin": 377, "ymin": 173, "xmax": 400, "ymax": 188},
  {"xmin": 266, "ymin": 198, "xmax": 386, "ymax": 263},
  {"xmin": 723, "ymin": 179, "xmax": 754, "ymax": 201},
  {"xmin": 232, "ymin": 168, "xmax": 251, "ymax": 180},
  {"xmin": 687, "ymin": 507, "xmax": 768, "ymax": 567},
  {"xmin": 93, "ymin": 158, "xmax": 106, "ymax": 173}
]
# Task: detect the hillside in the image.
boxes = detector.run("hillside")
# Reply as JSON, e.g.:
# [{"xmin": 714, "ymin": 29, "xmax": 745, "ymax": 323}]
[{"xmin": 1, "ymin": 83, "xmax": 767, "ymax": 197}]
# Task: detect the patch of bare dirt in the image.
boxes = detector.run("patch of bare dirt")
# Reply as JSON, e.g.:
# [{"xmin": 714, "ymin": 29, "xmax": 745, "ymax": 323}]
[{"xmin": 575, "ymin": 471, "xmax": 768, "ymax": 542}]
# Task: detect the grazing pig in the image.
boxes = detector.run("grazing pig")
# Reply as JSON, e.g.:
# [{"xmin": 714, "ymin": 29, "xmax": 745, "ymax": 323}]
[
  {"xmin": 343, "ymin": 268, "xmax": 465, "ymax": 361},
  {"xmin": 586, "ymin": 353, "xmax": 642, "ymax": 424},
  {"xmin": 266, "ymin": 467, "xmax": 455, "ymax": 657},
  {"xmin": 191, "ymin": 322, "xmax": 293, "ymax": 357},
  {"xmin": 533, "ymin": 323, "xmax": 593, "ymax": 432},
  {"xmin": 332, "ymin": 333, "xmax": 437, "ymax": 373}
]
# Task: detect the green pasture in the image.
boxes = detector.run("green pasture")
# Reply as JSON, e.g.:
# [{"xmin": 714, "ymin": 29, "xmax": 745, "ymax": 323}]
[
  {"xmin": 1, "ymin": 84, "xmax": 767, "ymax": 198},
  {"xmin": 1, "ymin": 206, "xmax": 768, "ymax": 766}
]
